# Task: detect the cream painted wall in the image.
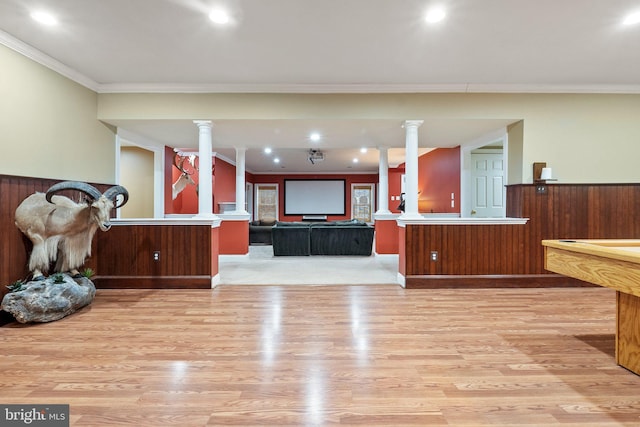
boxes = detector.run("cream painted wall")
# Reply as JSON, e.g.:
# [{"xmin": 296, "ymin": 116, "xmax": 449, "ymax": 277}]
[
  {"xmin": 0, "ymin": 45, "xmax": 115, "ymax": 183},
  {"xmin": 507, "ymin": 120, "xmax": 524, "ymax": 185},
  {"xmin": 98, "ymin": 93, "xmax": 640, "ymax": 183},
  {"xmin": 120, "ymin": 146, "xmax": 154, "ymax": 218}
]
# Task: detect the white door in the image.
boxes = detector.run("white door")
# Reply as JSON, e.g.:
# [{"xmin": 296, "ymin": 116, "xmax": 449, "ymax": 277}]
[{"xmin": 470, "ymin": 153, "xmax": 505, "ymax": 217}]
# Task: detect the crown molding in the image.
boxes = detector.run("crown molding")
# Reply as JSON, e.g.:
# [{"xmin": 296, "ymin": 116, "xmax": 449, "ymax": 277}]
[
  {"xmin": 3, "ymin": 30, "xmax": 640, "ymax": 95},
  {"xmin": 466, "ymin": 84, "xmax": 640, "ymax": 94},
  {"xmin": 97, "ymin": 82, "xmax": 640, "ymax": 94},
  {"xmin": 0, "ymin": 29, "xmax": 100, "ymax": 92}
]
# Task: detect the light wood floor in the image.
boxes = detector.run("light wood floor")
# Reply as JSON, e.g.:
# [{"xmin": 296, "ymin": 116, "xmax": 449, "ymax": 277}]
[{"xmin": 2, "ymin": 286, "xmax": 640, "ymax": 426}]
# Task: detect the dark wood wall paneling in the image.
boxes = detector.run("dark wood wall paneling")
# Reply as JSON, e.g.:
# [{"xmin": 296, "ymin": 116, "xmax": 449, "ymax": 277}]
[
  {"xmin": 405, "ymin": 184, "xmax": 640, "ymax": 288},
  {"xmin": 94, "ymin": 224, "xmax": 213, "ymax": 289}
]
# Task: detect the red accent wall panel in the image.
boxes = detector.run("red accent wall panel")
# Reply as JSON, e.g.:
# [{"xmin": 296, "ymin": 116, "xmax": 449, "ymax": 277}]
[
  {"xmin": 168, "ymin": 145, "xmax": 199, "ymax": 214},
  {"xmin": 396, "ymin": 147, "xmax": 461, "ymax": 213},
  {"xmin": 219, "ymin": 220, "xmax": 249, "ymax": 255},
  {"xmin": 213, "ymin": 157, "xmax": 237, "ymax": 213},
  {"xmin": 417, "ymin": 147, "xmax": 460, "ymax": 213},
  {"xmin": 389, "ymin": 167, "xmax": 404, "ymax": 213},
  {"xmin": 374, "ymin": 219, "xmax": 399, "ymax": 254},
  {"xmin": 167, "ymin": 151, "xmax": 237, "ymax": 215}
]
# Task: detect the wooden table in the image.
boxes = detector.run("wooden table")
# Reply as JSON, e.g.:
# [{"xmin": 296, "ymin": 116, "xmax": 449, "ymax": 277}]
[{"xmin": 542, "ymin": 239, "xmax": 640, "ymax": 375}]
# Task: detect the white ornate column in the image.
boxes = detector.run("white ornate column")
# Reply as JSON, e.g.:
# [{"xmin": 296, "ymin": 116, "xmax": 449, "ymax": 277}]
[
  {"xmin": 376, "ymin": 147, "xmax": 391, "ymax": 215},
  {"xmin": 234, "ymin": 147, "xmax": 248, "ymax": 214},
  {"xmin": 193, "ymin": 120, "xmax": 216, "ymax": 218},
  {"xmin": 400, "ymin": 120, "xmax": 423, "ymax": 219}
]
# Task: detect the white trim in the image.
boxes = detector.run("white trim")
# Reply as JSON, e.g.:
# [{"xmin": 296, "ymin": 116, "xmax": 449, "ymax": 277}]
[
  {"xmin": 113, "ymin": 217, "xmax": 222, "ymax": 227},
  {"xmin": 0, "ymin": 29, "xmax": 100, "ymax": 91},
  {"xmin": 397, "ymin": 273, "xmax": 406, "ymax": 288},
  {"xmin": 114, "ymin": 134, "xmax": 122, "ymax": 219},
  {"xmin": 217, "ymin": 213, "xmax": 251, "ymax": 221},
  {"xmin": 374, "ymin": 212, "xmax": 401, "ymax": 221},
  {"xmin": 397, "ymin": 217, "xmax": 528, "ymax": 226},
  {"xmin": 117, "ymin": 128, "xmax": 166, "ymax": 218},
  {"xmin": 215, "ymin": 152, "xmax": 236, "ymax": 167},
  {"xmin": 250, "ymin": 171, "xmax": 378, "ymax": 175},
  {"xmin": 211, "ymin": 274, "xmax": 221, "ymax": 288},
  {"xmin": 97, "ymin": 82, "xmax": 640, "ymax": 95}
]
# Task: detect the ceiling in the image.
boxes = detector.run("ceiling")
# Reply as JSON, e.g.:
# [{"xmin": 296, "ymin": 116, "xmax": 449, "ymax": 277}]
[{"xmin": 1, "ymin": 0, "xmax": 639, "ymax": 173}]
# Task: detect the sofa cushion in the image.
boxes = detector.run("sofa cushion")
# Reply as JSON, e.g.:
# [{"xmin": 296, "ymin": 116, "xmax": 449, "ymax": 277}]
[
  {"xmin": 275, "ymin": 221, "xmax": 311, "ymax": 227},
  {"xmin": 310, "ymin": 225, "xmax": 374, "ymax": 256},
  {"xmin": 272, "ymin": 226, "xmax": 311, "ymax": 255}
]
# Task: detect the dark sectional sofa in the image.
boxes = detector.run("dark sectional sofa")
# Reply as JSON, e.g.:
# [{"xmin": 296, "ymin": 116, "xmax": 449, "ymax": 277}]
[
  {"xmin": 272, "ymin": 220, "xmax": 374, "ymax": 256},
  {"xmin": 249, "ymin": 219, "xmax": 276, "ymax": 245}
]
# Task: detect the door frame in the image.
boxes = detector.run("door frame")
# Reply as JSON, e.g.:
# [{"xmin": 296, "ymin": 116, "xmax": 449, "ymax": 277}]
[{"xmin": 460, "ymin": 128, "xmax": 508, "ymax": 218}]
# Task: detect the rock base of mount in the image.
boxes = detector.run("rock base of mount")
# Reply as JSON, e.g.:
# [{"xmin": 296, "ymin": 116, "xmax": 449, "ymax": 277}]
[{"xmin": 1, "ymin": 274, "xmax": 96, "ymax": 323}]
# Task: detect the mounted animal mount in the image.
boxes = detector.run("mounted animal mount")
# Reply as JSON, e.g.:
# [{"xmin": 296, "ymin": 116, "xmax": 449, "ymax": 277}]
[
  {"xmin": 172, "ymin": 152, "xmax": 198, "ymax": 200},
  {"xmin": 14, "ymin": 181, "xmax": 129, "ymax": 280}
]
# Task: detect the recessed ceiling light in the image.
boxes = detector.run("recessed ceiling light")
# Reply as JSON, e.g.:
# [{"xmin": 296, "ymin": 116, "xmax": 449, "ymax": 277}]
[
  {"xmin": 274, "ymin": 158, "xmax": 280, "ymax": 163},
  {"xmin": 209, "ymin": 9, "xmax": 230, "ymax": 25},
  {"xmin": 309, "ymin": 132, "xmax": 321, "ymax": 142},
  {"xmin": 623, "ymin": 11, "xmax": 640, "ymax": 26},
  {"xmin": 31, "ymin": 10, "xmax": 58, "ymax": 26},
  {"xmin": 352, "ymin": 158, "xmax": 359, "ymax": 163},
  {"xmin": 360, "ymin": 147, "xmax": 368, "ymax": 153},
  {"xmin": 264, "ymin": 147, "xmax": 272, "ymax": 154},
  {"xmin": 425, "ymin": 7, "xmax": 446, "ymax": 24}
]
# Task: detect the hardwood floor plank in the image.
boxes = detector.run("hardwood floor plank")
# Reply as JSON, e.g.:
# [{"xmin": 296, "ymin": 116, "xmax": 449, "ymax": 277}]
[{"xmin": 2, "ymin": 286, "xmax": 640, "ymax": 426}]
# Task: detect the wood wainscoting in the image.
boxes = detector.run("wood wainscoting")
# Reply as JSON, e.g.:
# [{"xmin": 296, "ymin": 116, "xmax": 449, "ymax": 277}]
[
  {"xmin": 403, "ymin": 184, "xmax": 640, "ymax": 288},
  {"xmin": 94, "ymin": 220, "xmax": 220, "ymax": 289}
]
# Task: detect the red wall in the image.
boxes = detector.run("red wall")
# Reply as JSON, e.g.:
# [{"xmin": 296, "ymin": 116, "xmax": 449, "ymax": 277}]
[
  {"xmin": 417, "ymin": 147, "xmax": 460, "ymax": 213},
  {"xmin": 167, "ymin": 151, "xmax": 238, "ymax": 215},
  {"xmin": 252, "ymin": 174, "xmax": 378, "ymax": 222},
  {"xmin": 393, "ymin": 147, "xmax": 461, "ymax": 214},
  {"xmin": 212, "ymin": 157, "xmax": 236, "ymax": 213},
  {"xmin": 167, "ymin": 146, "xmax": 200, "ymax": 214},
  {"xmin": 389, "ymin": 166, "xmax": 405, "ymax": 213}
]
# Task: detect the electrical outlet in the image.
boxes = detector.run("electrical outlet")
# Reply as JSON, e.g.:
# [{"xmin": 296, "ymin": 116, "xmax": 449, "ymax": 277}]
[
  {"xmin": 153, "ymin": 251, "xmax": 160, "ymax": 261},
  {"xmin": 430, "ymin": 251, "xmax": 438, "ymax": 262}
]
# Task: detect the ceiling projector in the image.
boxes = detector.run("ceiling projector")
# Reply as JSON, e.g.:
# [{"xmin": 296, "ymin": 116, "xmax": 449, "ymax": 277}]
[{"xmin": 308, "ymin": 149, "xmax": 324, "ymax": 164}]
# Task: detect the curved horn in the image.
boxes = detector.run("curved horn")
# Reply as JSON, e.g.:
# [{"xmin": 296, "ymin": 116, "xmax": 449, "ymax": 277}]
[
  {"xmin": 46, "ymin": 181, "xmax": 102, "ymax": 204},
  {"xmin": 103, "ymin": 185, "xmax": 129, "ymax": 209}
]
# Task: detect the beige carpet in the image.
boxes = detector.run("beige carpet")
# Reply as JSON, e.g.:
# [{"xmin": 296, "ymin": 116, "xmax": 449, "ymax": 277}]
[{"xmin": 218, "ymin": 245, "xmax": 399, "ymax": 285}]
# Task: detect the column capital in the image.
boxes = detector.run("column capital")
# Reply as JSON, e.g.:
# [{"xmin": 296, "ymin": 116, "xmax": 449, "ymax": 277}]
[
  {"xmin": 403, "ymin": 120, "xmax": 424, "ymax": 129},
  {"xmin": 193, "ymin": 120, "xmax": 213, "ymax": 129}
]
